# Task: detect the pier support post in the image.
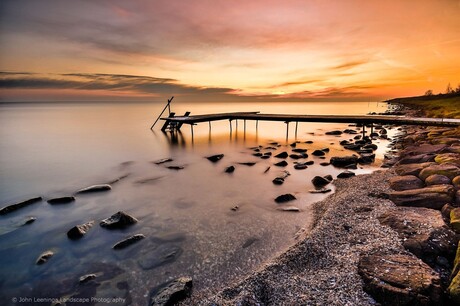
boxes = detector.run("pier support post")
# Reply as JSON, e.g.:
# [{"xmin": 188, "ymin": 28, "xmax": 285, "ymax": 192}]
[
  {"xmin": 229, "ymin": 119, "xmax": 232, "ymax": 134},
  {"xmin": 244, "ymin": 120, "xmax": 246, "ymax": 134},
  {"xmin": 256, "ymin": 120, "xmax": 259, "ymax": 132},
  {"xmin": 370, "ymin": 123, "xmax": 374, "ymax": 135},
  {"xmin": 362, "ymin": 124, "xmax": 366, "ymax": 138},
  {"xmin": 295, "ymin": 122, "xmax": 298, "ymax": 139},
  {"xmin": 285, "ymin": 121, "xmax": 290, "ymax": 140},
  {"xmin": 190, "ymin": 124, "xmax": 195, "ymax": 141}
]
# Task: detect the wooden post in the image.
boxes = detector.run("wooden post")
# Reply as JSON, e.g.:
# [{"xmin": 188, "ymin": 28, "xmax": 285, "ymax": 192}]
[
  {"xmin": 362, "ymin": 124, "xmax": 366, "ymax": 138},
  {"xmin": 295, "ymin": 121, "xmax": 298, "ymax": 138},
  {"xmin": 286, "ymin": 121, "xmax": 290, "ymax": 139},
  {"xmin": 176, "ymin": 111, "xmax": 191, "ymax": 130},
  {"xmin": 150, "ymin": 96, "xmax": 174, "ymax": 129},
  {"xmin": 229, "ymin": 120, "xmax": 232, "ymax": 134},
  {"xmin": 161, "ymin": 112, "xmax": 176, "ymax": 132},
  {"xmin": 370, "ymin": 123, "xmax": 374, "ymax": 135},
  {"xmin": 244, "ymin": 120, "xmax": 246, "ymax": 134},
  {"xmin": 256, "ymin": 120, "xmax": 259, "ymax": 131}
]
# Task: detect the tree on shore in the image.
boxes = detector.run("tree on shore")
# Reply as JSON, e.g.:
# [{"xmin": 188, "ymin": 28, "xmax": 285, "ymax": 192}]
[
  {"xmin": 424, "ymin": 89, "xmax": 433, "ymax": 96},
  {"xmin": 446, "ymin": 83, "xmax": 454, "ymax": 94}
]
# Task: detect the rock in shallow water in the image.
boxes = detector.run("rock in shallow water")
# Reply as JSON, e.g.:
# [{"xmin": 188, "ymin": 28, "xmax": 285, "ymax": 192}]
[
  {"xmin": 67, "ymin": 221, "xmax": 94, "ymax": 239},
  {"xmin": 100, "ymin": 211, "xmax": 138, "ymax": 229},
  {"xmin": 206, "ymin": 154, "xmax": 224, "ymax": 162},
  {"xmin": 311, "ymin": 176, "xmax": 330, "ymax": 187},
  {"xmin": 150, "ymin": 277, "xmax": 192, "ymax": 306},
  {"xmin": 36, "ymin": 250, "xmax": 54, "ymax": 265},
  {"xmin": 330, "ymin": 156, "xmax": 358, "ymax": 168},
  {"xmin": 76, "ymin": 184, "xmax": 112, "ymax": 194},
  {"xmin": 138, "ymin": 244, "xmax": 183, "ymax": 270},
  {"xmin": 337, "ymin": 171, "xmax": 355, "ymax": 179},
  {"xmin": 113, "ymin": 234, "xmax": 145, "ymax": 250},
  {"xmin": 274, "ymin": 194, "xmax": 296, "ymax": 203},
  {"xmin": 47, "ymin": 196, "xmax": 75, "ymax": 205},
  {"xmin": 225, "ymin": 166, "xmax": 235, "ymax": 173},
  {"xmin": 0, "ymin": 197, "xmax": 42, "ymax": 215}
]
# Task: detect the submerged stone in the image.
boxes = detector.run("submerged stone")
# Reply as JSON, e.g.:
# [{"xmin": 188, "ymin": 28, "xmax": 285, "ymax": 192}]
[
  {"xmin": 100, "ymin": 211, "xmax": 138, "ymax": 229},
  {"xmin": 225, "ymin": 166, "xmax": 235, "ymax": 173},
  {"xmin": 0, "ymin": 197, "xmax": 42, "ymax": 215},
  {"xmin": 36, "ymin": 250, "xmax": 54, "ymax": 265},
  {"xmin": 150, "ymin": 277, "xmax": 192, "ymax": 306},
  {"xmin": 274, "ymin": 194, "xmax": 296, "ymax": 203},
  {"xmin": 206, "ymin": 154, "xmax": 224, "ymax": 162},
  {"xmin": 312, "ymin": 176, "xmax": 330, "ymax": 187},
  {"xmin": 138, "ymin": 244, "xmax": 183, "ymax": 270},
  {"xmin": 76, "ymin": 184, "xmax": 112, "ymax": 194},
  {"xmin": 67, "ymin": 221, "xmax": 94, "ymax": 240},
  {"xmin": 47, "ymin": 196, "xmax": 75, "ymax": 205},
  {"xmin": 274, "ymin": 152, "xmax": 288, "ymax": 159},
  {"xmin": 113, "ymin": 234, "xmax": 145, "ymax": 250},
  {"xmin": 153, "ymin": 158, "xmax": 173, "ymax": 165}
]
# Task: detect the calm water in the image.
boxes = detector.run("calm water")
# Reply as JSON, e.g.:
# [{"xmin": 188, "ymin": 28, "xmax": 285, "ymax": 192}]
[{"xmin": 0, "ymin": 101, "xmax": 392, "ymax": 304}]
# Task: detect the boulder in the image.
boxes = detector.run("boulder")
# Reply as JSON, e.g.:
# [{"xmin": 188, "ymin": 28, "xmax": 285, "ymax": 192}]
[
  {"xmin": 312, "ymin": 176, "xmax": 330, "ymax": 187},
  {"xmin": 274, "ymin": 194, "xmax": 296, "ymax": 203},
  {"xmin": 325, "ymin": 130, "xmax": 342, "ymax": 135},
  {"xmin": 431, "ymin": 137, "xmax": 460, "ymax": 145},
  {"xmin": 389, "ymin": 184, "xmax": 455, "ymax": 209},
  {"xmin": 225, "ymin": 166, "xmax": 235, "ymax": 173},
  {"xmin": 252, "ymin": 152, "xmax": 263, "ymax": 157},
  {"xmin": 425, "ymin": 174, "xmax": 451, "ymax": 186},
  {"xmin": 206, "ymin": 154, "xmax": 224, "ymax": 162},
  {"xmin": 294, "ymin": 163, "xmax": 308, "ymax": 170},
  {"xmin": 271, "ymin": 160, "xmax": 287, "ymax": 167},
  {"xmin": 113, "ymin": 234, "xmax": 145, "ymax": 250},
  {"xmin": 274, "ymin": 152, "xmax": 288, "ymax": 159},
  {"xmin": 358, "ymin": 153, "xmax": 375, "ymax": 164},
  {"xmin": 441, "ymin": 204, "xmax": 454, "ymax": 221},
  {"xmin": 401, "ymin": 144, "xmax": 447, "ymax": 157},
  {"xmin": 389, "ymin": 175, "xmax": 425, "ymax": 191},
  {"xmin": 272, "ymin": 177, "xmax": 285, "ymax": 185},
  {"xmin": 451, "ymin": 208, "xmax": 460, "ymax": 232},
  {"xmin": 457, "ymin": 190, "xmax": 460, "ymax": 206},
  {"xmin": 330, "ymin": 156, "xmax": 359, "ymax": 168},
  {"xmin": 36, "ymin": 250, "xmax": 54, "ymax": 265},
  {"xmin": 67, "ymin": 221, "xmax": 94, "ymax": 239},
  {"xmin": 76, "ymin": 184, "xmax": 112, "ymax": 194},
  {"xmin": 324, "ymin": 175, "xmax": 333, "ymax": 182},
  {"xmin": 150, "ymin": 277, "xmax": 192, "ymax": 306},
  {"xmin": 47, "ymin": 196, "xmax": 75, "ymax": 205},
  {"xmin": 394, "ymin": 162, "xmax": 435, "ymax": 177},
  {"xmin": 289, "ymin": 154, "xmax": 303, "ymax": 159},
  {"xmin": 359, "ymin": 253, "xmax": 441, "ymax": 305},
  {"xmin": 79, "ymin": 274, "xmax": 97, "ymax": 284},
  {"xmin": 0, "ymin": 197, "xmax": 42, "ymax": 215},
  {"xmin": 435, "ymin": 153, "xmax": 460, "ymax": 166},
  {"xmin": 292, "ymin": 148, "xmax": 307, "ymax": 153},
  {"xmin": 312, "ymin": 150, "xmax": 325, "ymax": 156},
  {"xmin": 398, "ymin": 153, "xmax": 436, "ymax": 165},
  {"xmin": 448, "ymin": 270, "xmax": 460, "ymax": 304},
  {"xmin": 453, "ymin": 176, "xmax": 460, "ymax": 189},
  {"xmin": 100, "ymin": 211, "xmax": 138, "ymax": 229},
  {"xmin": 419, "ymin": 164, "xmax": 460, "ymax": 181},
  {"xmin": 337, "ymin": 171, "xmax": 355, "ymax": 179},
  {"xmin": 378, "ymin": 207, "xmax": 458, "ymax": 266}
]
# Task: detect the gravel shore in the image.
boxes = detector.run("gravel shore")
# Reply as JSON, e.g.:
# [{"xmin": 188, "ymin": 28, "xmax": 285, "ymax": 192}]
[{"xmin": 186, "ymin": 169, "xmax": 407, "ymax": 305}]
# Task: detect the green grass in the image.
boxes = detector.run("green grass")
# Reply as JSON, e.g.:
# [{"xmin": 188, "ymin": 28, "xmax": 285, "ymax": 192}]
[{"xmin": 394, "ymin": 96, "xmax": 460, "ymax": 119}]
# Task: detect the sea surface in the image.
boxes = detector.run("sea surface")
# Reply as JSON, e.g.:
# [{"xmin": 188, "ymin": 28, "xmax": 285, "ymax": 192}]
[{"xmin": 0, "ymin": 101, "xmax": 393, "ymax": 305}]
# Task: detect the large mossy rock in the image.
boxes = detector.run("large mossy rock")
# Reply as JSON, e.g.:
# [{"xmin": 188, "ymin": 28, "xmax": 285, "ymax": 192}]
[
  {"xmin": 425, "ymin": 174, "xmax": 451, "ymax": 186},
  {"xmin": 389, "ymin": 175, "xmax": 425, "ymax": 191},
  {"xmin": 400, "ymin": 144, "xmax": 447, "ymax": 157},
  {"xmin": 453, "ymin": 176, "xmax": 460, "ymax": 189},
  {"xmin": 435, "ymin": 153, "xmax": 460, "ymax": 166},
  {"xmin": 398, "ymin": 153, "xmax": 436, "ymax": 165},
  {"xmin": 389, "ymin": 184, "xmax": 455, "ymax": 209},
  {"xmin": 451, "ymin": 208, "xmax": 460, "ymax": 232},
  {"xmin": 378, "ymin": 207, "xmax": 458, "ymax": 266},
  {"xmin": 394, "ymin": 162, "xmax": 434, "ymax": 177},
  {"xmin": 419, "ymin": 163, "xmax": 460, "ymax": 181},
  {"xmin": 449, "ymin": 242, "xmax": 460, "ymax": 304},
  {"xmin": 359, "ymin": 253, "xmax": 441, "ymax": 305}
]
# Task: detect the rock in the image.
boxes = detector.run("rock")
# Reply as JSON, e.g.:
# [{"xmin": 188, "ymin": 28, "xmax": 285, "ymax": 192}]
[
  {"xmin": 238, "ymin": 162, "xmax": 256, "ymax": 166},
  {"xmin": 23, "ymin": 217, "xmax": 36, "ymax": 225},
  {"xmin": 324, "ymin": 175, "xmax": 333, "ymax": 181},
  {"xmin": 419, "ymin": 163, "xmax": 460, "ymax": 181},
  {"xmin": 309, "ymin": 188, "xmax": 332, "ymax": 194},
  {"xmin": 395, "ymin": 162, "xmax": 435, "ymax": 176},
  {"xmin": 358, "ymin": 153, "xmax": 375, "ymax": 164},
  {"xmin": 252, "ymin": 152, "xmax": 263, "ymax": 157},
  {"xmin": 47, "ymin": 196, "xmax": 75, "ymax": 205},
  {"xmin": 206, "ymin": 154, "xmax": 224, "ymax": 162},
  {"xmin": 231, "ymin": 205, "xmax": 239, "ymax": 211},
  {"xmin": 277, "ymin": 206, "xmax": 300, "ymax": 212},
  {"xmin": 363, "ymin": 144, "xmax": 378, "ymax": 151},
  {"xmin": 289, "ymin": 154, "xmax": 303, "ymax": 159},
  {"xmin": 304, "ymin": 140, "xmax": 314, "ymax": 144},
  {"xmin": 425, "ymin": 174, "xmax": 451, "ymax": 186},
  {"xmin": 0, "ymin": 197, "xmax": 42, "ymax": 215},
  {"xmin": 312, "ymin": 150, "xmax": 325, "ymax": 156},
  {"xmin": 293, "ymin": 163, "xmax": 308, "ymax": 170},
  {"xmin": 457, "ymin": 190, "xmax": 460, "ymax": 206},
  {"xmin": 36, "ymin": 250, "xmax": 54, "ymax": 265},
  {"xmin": 167, "ymin": 166, "xmax": 185, "ymax": 170},
  {"xmin": 389, "ymin": 175, "xmax": 425, "ymax": 191},
  {"xmin": 305, "ymin": 161, "xmax": 314, "ymax": 165},
  {"xmin": 321, "ymin": 148, "xmax": 330, "ymax": 152},
  {"xmin": 138, "ymin": 245, "xmax": 183, "ymax": 270},
  {"xmin": 389, "ymin": 184, "xmax": 455, "ymax": 209},
  {"xmin": 312, "ymin": 176, "xmax": 330, "ymax": 187},
  {"xmin": 67, "ymin": 221, "xmax": 94, "ymax": 239},
  {"xmin": 76, "ymin": 184, "xmax": 112, "ymax": 194},
  {"xmin": 435, "ymin": 153, "xmax": 460, "ymax": 166},
  {"xmin": 379, "ymin": 128, "xmax": 387, "ymax": 135},
  {"xmin": 431, "ymin": 137, "xmax": 460, "ymax": 145},
  {"xmin": 343, "ymin": 144, "xmax": 362, "ymax": 151},
  {"xmin": 274, "ymin": 194, "xmax": 296, "ymax": 203},
  {"xmin": 79, "ymin": 274, "xmax": 97, "ymax": 284},
  {"xmin": 453, "ymin": 176, "xmax": 460, "ymax": 189},
  {"xmin": 330, "ymin": 156, "xmax": 358, "ymax": 168},
  {"xmin": 100, "ymin": 211, "xmax": 138, "ymax": 229},
  {"xmin": 398, "ymin": 153, "xmax": 436, "ymax": 165},
  {"xmin": 274, "ymin": 152, "xmax": 289, "ymax": 158},
  {"xmin": 337, "ymin": 171, "xmax": 355, "ymax": 179},
  {"xmin": 448, "ymin": 271, "xmax": 460, "ymax": 304},
  {"xmin": 451, "ymin": 208, "xmax": 460, "ymax": 232},
  {"xmin": 153, "ymin": 158, "xmax": 173, "ymax": 165},
  {"xmin": 272, "ymin": 177, "xmax": 285, "ymax": 185},
  {"xmin": 441, "ymin": 203, "xmax": 454, "ymax": 221},
  {"xmin": 113, "ymin": 234, "xmax": 145, "ymax": 250},
  {"xmin": 378, "ymin": 207, "xmax": 458, "ymax": 266},
  {"xmin": 343, "ymin": 129, "xmax": 358, "ymax": 134},
  {"xmin": 274, "ymin": 161, "xmax": 288, "ymax": 167},
  {"xmin": 150, "ymin": 277, "xmax": 192, "ymax": 306},
  {"xmin": 292, "ymin": 148, "xmax": 307, "ymax": 153},
  {"xmin": 263, "ymin": 152, "xmax": 272, "ymax": 156},
  {"xmin": 319, "ymin": 162, "xmax": 330, "ymax": 166},
  {"xmin": 325, "ymin": 130, "xmax": 342, "ymax": 135},
  {"xmin": 359, "ymin": 253, "xmax": 441, "ymax": 305},
  {"xmin": 224, "ymin": 166, "xmax": 235, "ymax": 173}
]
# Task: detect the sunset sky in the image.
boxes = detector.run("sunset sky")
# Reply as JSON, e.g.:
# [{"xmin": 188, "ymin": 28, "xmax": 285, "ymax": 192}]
[{"xmin": 1, "ymin": 0, "xmax": 459, "ymax": 102}]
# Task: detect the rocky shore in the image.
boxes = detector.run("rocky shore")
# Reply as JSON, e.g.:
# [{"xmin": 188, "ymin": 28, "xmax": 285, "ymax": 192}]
[{"xmin": 183, "ymin": 107, "xmax": 460, "ymax": 305}]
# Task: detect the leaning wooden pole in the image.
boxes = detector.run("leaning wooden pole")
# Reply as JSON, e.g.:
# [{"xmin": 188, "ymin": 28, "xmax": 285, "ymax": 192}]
[{"xmin": 150, "ymin": 96, "xmax": 174, "ymax": 130}]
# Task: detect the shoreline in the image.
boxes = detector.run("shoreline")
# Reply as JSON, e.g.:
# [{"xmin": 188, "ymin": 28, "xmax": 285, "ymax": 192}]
[{"xmin": 181, "ymin": 102, "xmax": 460, "ymax": 305}]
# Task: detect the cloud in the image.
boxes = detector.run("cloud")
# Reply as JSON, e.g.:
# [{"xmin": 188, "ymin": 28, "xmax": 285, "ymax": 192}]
[{"xmin": 332, "ymin": 60, "xmax": 368, "ymax": 70}]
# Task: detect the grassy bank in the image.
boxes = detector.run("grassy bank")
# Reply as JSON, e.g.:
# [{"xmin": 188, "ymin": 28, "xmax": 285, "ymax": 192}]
[{"xmin": 387, "ymin": 94, "xmax": 460, "ymax": 119}]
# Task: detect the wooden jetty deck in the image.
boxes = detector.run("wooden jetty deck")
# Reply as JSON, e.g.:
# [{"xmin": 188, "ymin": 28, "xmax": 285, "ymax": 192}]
[{"xmin": 161, "ymin": 111, "xmax": 460, "ymax": 127}]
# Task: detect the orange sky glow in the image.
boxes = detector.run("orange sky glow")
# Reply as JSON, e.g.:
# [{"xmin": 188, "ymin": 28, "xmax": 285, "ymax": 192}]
[{"xmin": 1, "ymin": 0, "xmax": 459, "ymax": 102}]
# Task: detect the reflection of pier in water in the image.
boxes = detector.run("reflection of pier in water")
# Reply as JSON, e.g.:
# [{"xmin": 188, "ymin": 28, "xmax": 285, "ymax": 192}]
[{"xmin": 156, "ymin": 111, "xmax": 460, "ymax": 143}]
